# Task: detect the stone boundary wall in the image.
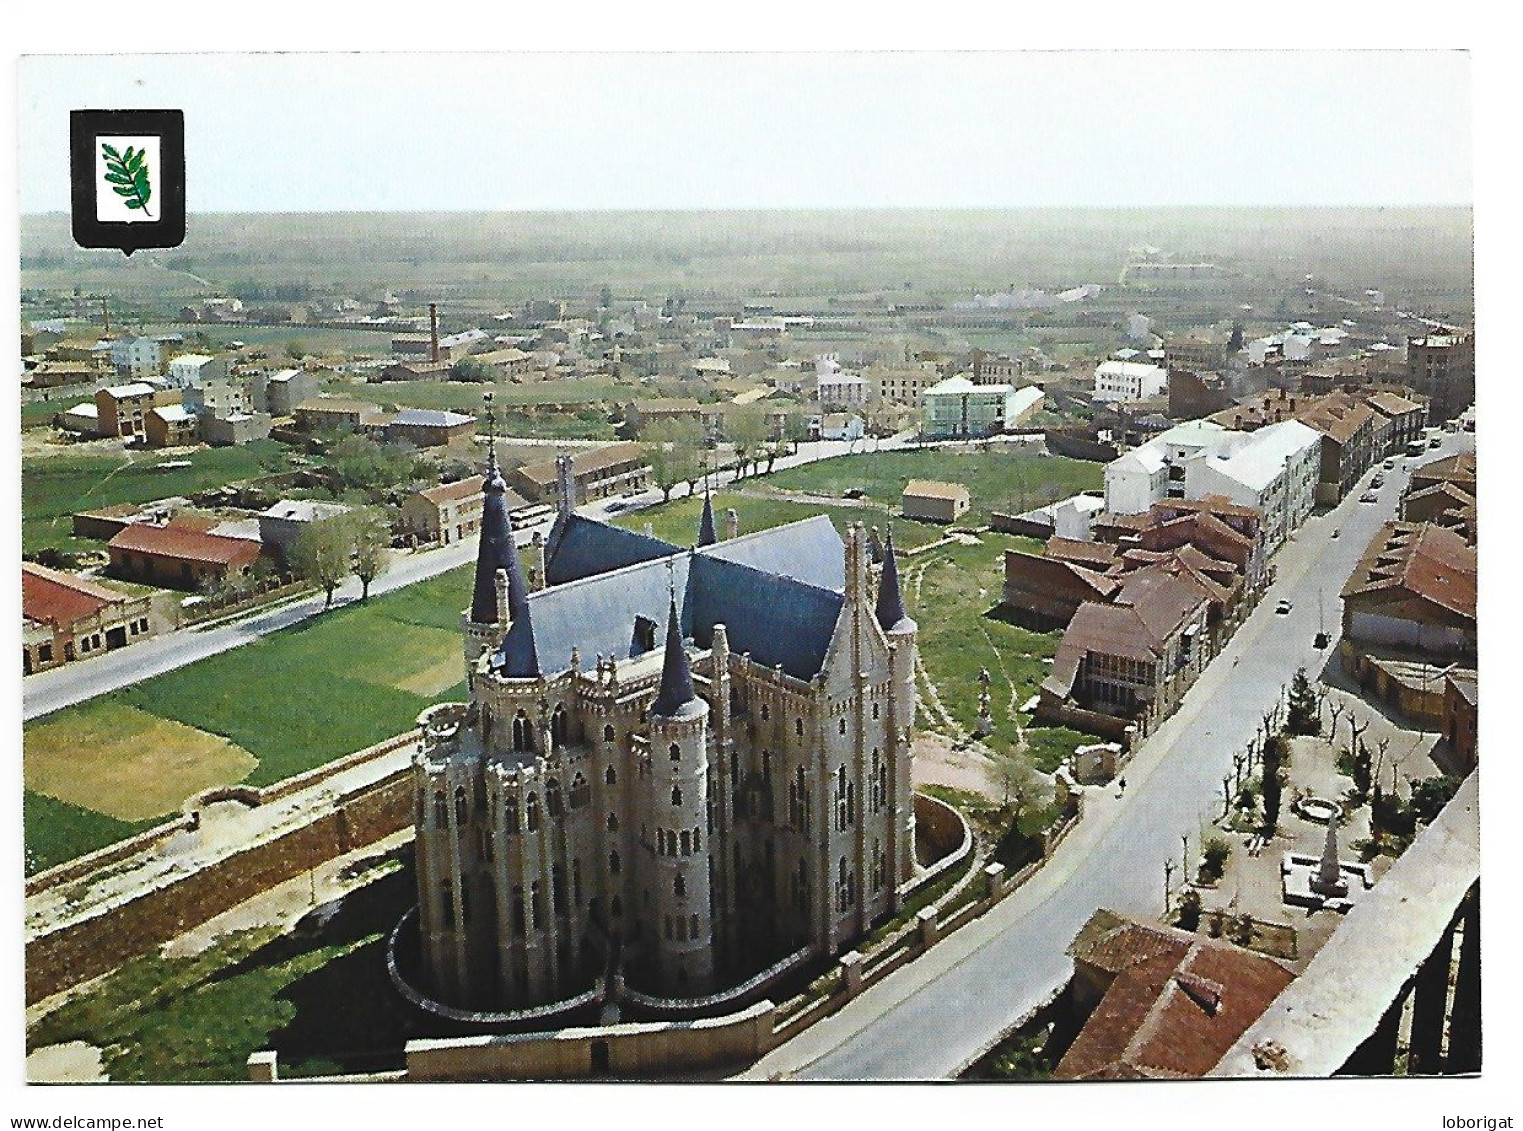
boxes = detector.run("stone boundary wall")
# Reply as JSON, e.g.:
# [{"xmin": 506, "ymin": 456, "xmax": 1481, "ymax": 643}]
[
  {"xmin": 26, "ymin": 756, "xmax": 415, "ymax": 1004},
  {"xmin": 402, "ymin": 1002, "xmax": 778, "ymax": 1081}
]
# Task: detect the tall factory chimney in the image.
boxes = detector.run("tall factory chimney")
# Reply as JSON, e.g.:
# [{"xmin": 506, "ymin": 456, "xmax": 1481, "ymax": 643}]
[
  {"xmin": 429, "ymin": 302, "xmax": 440, "ymax": 363},
  {"xmin": 101, "ymin": 297, "xmax": 110, "ymax": 335}
]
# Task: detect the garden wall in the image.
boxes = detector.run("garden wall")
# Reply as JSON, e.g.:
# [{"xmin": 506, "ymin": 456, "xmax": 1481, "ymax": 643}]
[{"xmin": 26, "ymin": 746, "xmax": 415, "ymax": 1004}]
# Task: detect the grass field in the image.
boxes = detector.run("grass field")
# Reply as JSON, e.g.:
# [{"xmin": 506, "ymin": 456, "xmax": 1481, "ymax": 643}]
[
  {"xmin": 22, "ymin": 563, "xmax": 475, "ymax": 873},
  {"xmin": 612, "ymin": 490, "xmax": 947, "ymax": 552},
  {"xmin": 22, "ymin": 440, "xmax": 288, "ymax": 554},
  {"xmin": 898, "ymin": 533, "xmax": 1101, "ymax": 773},
  {"xmin": 751, "ymin": 449, "xmax": 1104, "ymax": 528},
  {"xmin": 24, "ymin": 701, "xmax": 257, "ymax": 822}
]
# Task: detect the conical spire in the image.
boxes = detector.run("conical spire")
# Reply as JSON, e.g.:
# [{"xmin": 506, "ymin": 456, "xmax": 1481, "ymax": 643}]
[
  {"xmin": 875, "ymin": 528, "xmax": 907, "ymax": 631},
  {"xmin": 471, "ymin": 395, "xmax": 531, "ymax": 623},
  {"xmin": 651, "ymin": 594, "xmax": 696, "ymax": 717},
  {"xmin": 698, "ymin": 485, "xmax": 717, "ymax": 546}
]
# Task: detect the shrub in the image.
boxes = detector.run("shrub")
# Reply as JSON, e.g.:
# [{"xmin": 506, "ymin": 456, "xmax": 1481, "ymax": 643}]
[
  {"xmin": 1176, "ymin": 889, "xmax": 1202, "ymax": 931},
  {"xmin": 1201, "ymin": 835, "xmax": 1232, "ymax": 883}
]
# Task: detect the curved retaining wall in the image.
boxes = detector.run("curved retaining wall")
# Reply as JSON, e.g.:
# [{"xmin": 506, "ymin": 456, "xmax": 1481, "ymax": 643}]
[{"xmin": 386, "ymin": 907, "xmax": 604, "ymax": 1027}]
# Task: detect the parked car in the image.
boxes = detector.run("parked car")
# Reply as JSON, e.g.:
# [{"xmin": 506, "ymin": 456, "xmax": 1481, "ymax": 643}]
[
  {"xmin": 1372, "ymin": 474, "xmax": 1385, "ymax": 488},
  {"xmin": 1360, "ymin": 491, "xmax": 1379, "ymax": 503},
  {"xmin": 1276, "ymin": 599, "xmax": 1293, "ymax": 614},
  {"xmin": 1429, "ymin": 436, "xmax": 1443, "ymax": 449},
  {"xmin": 843, "ymin": 487, "xmax": 866, "ymax": 499},
  {"xmin": 1332, "ymin": 528, "xmax": 1341, "ymax": 539},
  {"xmin": 1383, "ymin": 459, "xmax": 1396, "ymax": 470}
]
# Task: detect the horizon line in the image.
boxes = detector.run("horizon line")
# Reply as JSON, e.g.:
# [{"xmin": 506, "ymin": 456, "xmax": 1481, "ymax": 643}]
[{"xmin": 19, "ymin": 202, "xmax": 1476, "ymax": 219}]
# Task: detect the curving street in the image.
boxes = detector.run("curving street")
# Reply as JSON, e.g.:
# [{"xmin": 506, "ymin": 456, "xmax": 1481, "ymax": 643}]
[{"xmin": 742, "ymin": 427, "xmax": 1473, "ymax": 1080}]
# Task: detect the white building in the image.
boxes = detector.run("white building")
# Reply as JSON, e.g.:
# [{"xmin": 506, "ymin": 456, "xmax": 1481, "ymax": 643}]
[
  {"xmin": 1126, "ymin": 313, "xmax": 1154, "ymax": 343},
  {"xmin": 110, "ymin": 335, "xmax": 161, "ymax": 378},
  {"xmin": 1104, "ymin": 418, "xmax": 1320, "ymax": 551},
  {"xmin": 1183, "ymin": 420, "xmax": 1320, "ymax": 552},
  {"xmin": 817, "ymin": 366, "xmax": 871, "ymax": 408},
  {"xmin": 166, "ymin": 353, "xmax": 229, "ymax": 389},
  {"xmin": 1093, "ymin": 360, "xmax": 1168, "ymax": 403},
  {"xmin": 922, "ymin": 377, "xmax": 1043, "ymax": 439}
]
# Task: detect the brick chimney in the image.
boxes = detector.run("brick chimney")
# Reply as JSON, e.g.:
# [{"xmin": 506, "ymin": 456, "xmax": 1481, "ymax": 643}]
[{"xmin": 429, "ymin": 302, "xmax": 439, "ymax": 363}]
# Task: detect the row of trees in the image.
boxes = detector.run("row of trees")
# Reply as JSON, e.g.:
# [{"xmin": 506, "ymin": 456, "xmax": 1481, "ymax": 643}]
[{"xmin": 289, "ymin": 508, "xmax": 392, "ymax": 608}]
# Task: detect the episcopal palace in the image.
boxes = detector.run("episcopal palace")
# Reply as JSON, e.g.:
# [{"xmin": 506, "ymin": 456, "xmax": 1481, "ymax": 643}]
[{"xmin": 410, "ymin": 448, "xmax": 920, "ymax": 1010}]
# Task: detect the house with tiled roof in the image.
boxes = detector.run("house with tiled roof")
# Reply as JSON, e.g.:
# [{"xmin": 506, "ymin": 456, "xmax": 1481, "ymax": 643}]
[
  {"xmin": 408, "ymin": 435, "xmax": 919, "ymax": 1012},
  {"xmin": 506, "ymin": 442, "xmax": 651, "ymax": 506},
  {"xmin": 1001, "ymin": 551, "xmax": 1120, "ymax": 630},
  {"xmin": 1038, "ymin": 565, "xmax": 1212, "ymax": 739},
  {"xmin": 1055, "ymin": 910, "xmax": 1296, "ymax": 1080},
  {"xmin": 22, "ymin": 562, "xmax": 154, "ymax": 673},
  {"xmin": 1340, "ymin": 522, "xmax": 1476, "ymax": 662},
  {"xmin": 399, "ymin": 475, "xmax": 535, "ymax": 547},
  {"xmin": 901, "ymin": 479, "xmax": 971, "ymax": 523},
  {"xmin": 106, "ymin": 523, "xmax": 262, "ymax": 591}
]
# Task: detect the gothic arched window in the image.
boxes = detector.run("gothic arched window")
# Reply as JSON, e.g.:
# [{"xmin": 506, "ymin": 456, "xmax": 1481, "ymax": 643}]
[
  {"xmin": 605, "ymin": 765, "xmax": 617, "ymax": 786},
  {"xmin": 604, "ymin": 724, "xmax": 616, "ymax": 742},
  {"xmin": 546, "ymin": 778, "xmax": 563, "ymax": 819},
  {"xmin": 505, "ymin": 795, "xmax": 519, "ymax": 834},
  {"xmin": 454, "ymin": 786, "xmax": 467, "ymax": 825},
  {"xmin": 512, "ymin": 710, "xmax": 534, "ymax": 753},
  {"xmin": 609, "ymin": 849, "xmax": 622, "ymax": 875},
  {"xmin": 525, "ymin": 792, "xmax": 540, "ymax": 832},
  {"xmin": 570, "ymin": 773, "xmax": 590, "ymax": 809},
  {"xmin": 551, "ymin": 704, "xmax": 568, "ymax": 750},
  {"xmin": 433, "ymin": 790, "xmax": 447, "ymax": 829}
]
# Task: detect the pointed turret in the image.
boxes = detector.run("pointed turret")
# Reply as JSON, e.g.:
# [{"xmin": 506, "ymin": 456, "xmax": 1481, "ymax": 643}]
[
  {"xmin": 470, "ymin": 397, "xmax": 530, "ymax": 624},
  {"xmin": 697, "ymin": 486, "xmax": 718, "ymax": 547},
  {"xmin": 875, "ymin": 528, "xmax": 908, "ymax": 631},
  {"xmin": 651, "ymin": 594, "xmax": 697, "ymax": 717}
]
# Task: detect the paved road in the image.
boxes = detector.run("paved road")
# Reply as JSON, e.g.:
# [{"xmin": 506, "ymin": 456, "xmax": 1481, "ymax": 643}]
[
  {"xmin": 20, "ymin": 524, "xmax": 531, "ymax": 723},
  {"xmin": 23, "ymin": 433, "xmax": 917, "ymax": 722},
  {"xmin": 743, "ymin": 427, "xmax": 1473, "ymax": 1080}
]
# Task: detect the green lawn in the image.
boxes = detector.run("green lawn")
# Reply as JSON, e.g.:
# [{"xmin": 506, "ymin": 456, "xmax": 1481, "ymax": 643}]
[
  {"xmin": 22, "ymin": 792, "xmax": 161, "ymax": 875},
  {"xmin": 22, "ymin": 440, "xmax": 288, "ymax": 554},
  {"xmin": 899, "ymin": 534, "xmax": 1100, "ymax": 773},
  {"xmin": 751, "ymin": 449, "xmax": 1104, "ymax": 527},
  {"xmin": 611, "ymin": 490, "xmax": 946, "ymax": 552},
  {"xmin": 23, "ymin": 564, "xmax": 474, "ymax": 872}
]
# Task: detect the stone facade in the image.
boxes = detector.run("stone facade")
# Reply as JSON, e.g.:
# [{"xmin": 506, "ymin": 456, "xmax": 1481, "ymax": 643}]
[{"xmin": 411, "ymin": 451, "xmax": 919, "ymax": 1012}]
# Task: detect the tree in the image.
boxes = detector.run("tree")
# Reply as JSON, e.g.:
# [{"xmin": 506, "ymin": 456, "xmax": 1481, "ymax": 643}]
[
  {"xmin": 644, "ymin": 418, "xmax": 703, "ymax": 503},
  {"xmin": 725, "ymin": 406, "xmax": 769, "ymax": 479},
  {"xmin": 988, "ymin": 748, "xmax": 1054, "ymax": 833},
  {"xmin": 1352, "ymin": 741, "xmax": 1373, "ymax": 801},
  {"xmin": 1201, "ymin": 835, "xmax": 1232, "ymax": 883},
  {"xmin": 1410, "ymin": 775, "xmax": 1462, "ymax": 825},
  {"xmin": 1286, "ymin": 668, "xmax": 1322, "ymax": 736},
  {"xmin": 290, "ymin": 517, "xmax": 353, "ymax": 609},
  {"xmin": 1227, "ymin": 322, "xmax": 1245, "ymax": 355},
  {"xmin": 1261, "ymin": 732, "xmax": 1287, "ymax": 834},
  {"xmin": 286, "ymin": 339, "xmax": 307, "ymax": 359},
  {"xmin": 452, "ymin": 356, "xmax": 492, "ymax": 383},
  {"xmin": 1176, "ymin": 888, "xmax": 1202, "ymax": 931},
  {"xmin": 348, "ymin": 508, "xmax": 392, "ymax": 601}
]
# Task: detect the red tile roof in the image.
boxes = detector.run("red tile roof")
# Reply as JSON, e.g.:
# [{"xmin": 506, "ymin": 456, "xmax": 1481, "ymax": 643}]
[
  {"xmin": 22, "ymin": 563, "xmax": 134, "ymax": 627},
  {"xmin": 1341, "ymin": 521, "xmax": 1476, "ymax": 621},
  {"xmin": 1057, "ymin": 913, "xmax": 1296, "ymax": 1080},
  {"xmin": 108, "ymin": 523, "xmax": 263, "ymax": 567}
]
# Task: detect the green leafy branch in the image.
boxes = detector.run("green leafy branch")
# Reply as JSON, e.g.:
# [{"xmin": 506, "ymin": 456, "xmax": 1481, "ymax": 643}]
[{"xmin": 102, "ymin": 143, "xmax": 153, "ymax": 218}]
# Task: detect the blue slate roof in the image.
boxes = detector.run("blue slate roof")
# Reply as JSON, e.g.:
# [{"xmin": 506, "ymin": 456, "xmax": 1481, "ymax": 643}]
[
  {"xmin": 493, "ymin": 516, "xmax": 848, "ymax": 682},
  {"xmin": 698, "ymin": 515, "xmax": 844, "ymax": 592},
  {"xmin": 471, "ymin": 473, "xmax": 530, "ymax": 625},
  {"xmin": 543, "ymin": 513, "xmax": 681, "ymax": 587}
]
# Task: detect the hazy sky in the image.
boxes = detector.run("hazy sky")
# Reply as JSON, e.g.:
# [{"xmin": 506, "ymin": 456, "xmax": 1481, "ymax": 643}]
[{"xmin": 19, "ymin": 51, "xmax": 1470, "ymax": 213}]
